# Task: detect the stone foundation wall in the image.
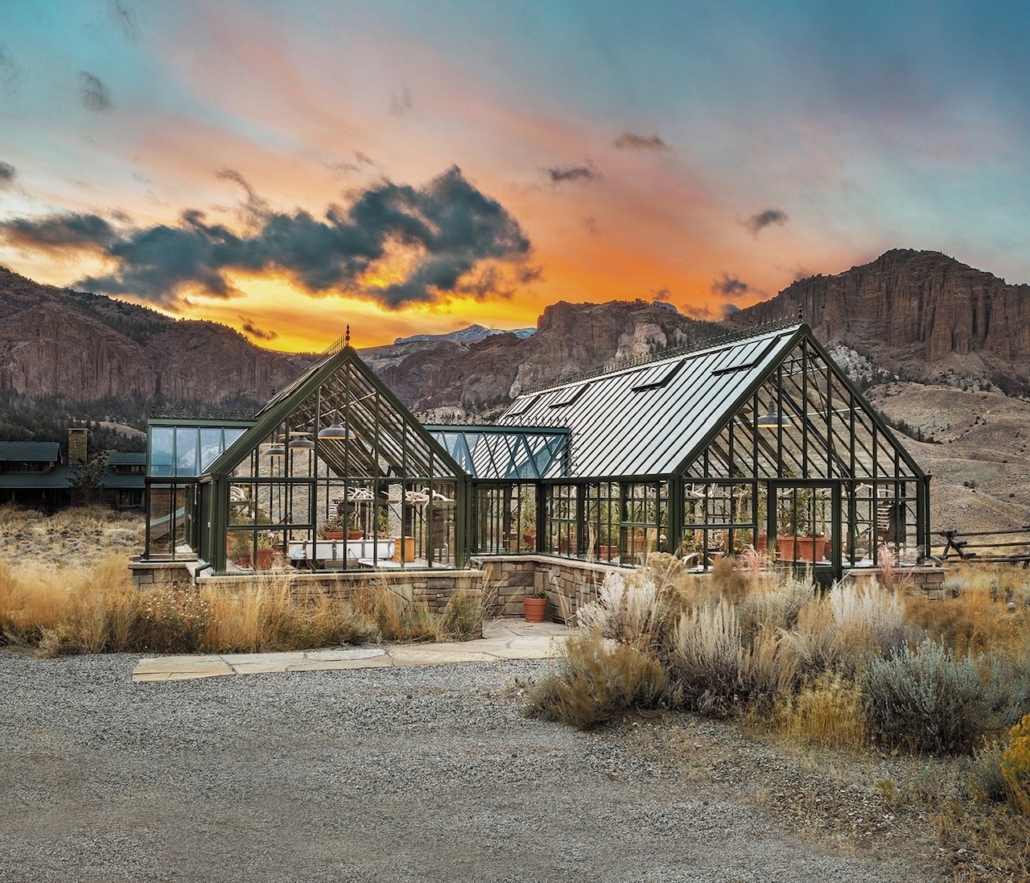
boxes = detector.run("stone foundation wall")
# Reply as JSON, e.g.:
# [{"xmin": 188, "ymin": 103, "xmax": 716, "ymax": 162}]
[
  {"xmin": 842, "ymin": 565, "xmax": 947, "ymax": 599},
  {"xmin": 128, "ymin": 559, "xmax": 194, "ymax": 589},
  {"xmin": 200, "ymin": 568, "xmax": 485, "ymax": 613},
  {"xmin": 472, "ymin": 555, "xmax": 621, "ymax": 623}
]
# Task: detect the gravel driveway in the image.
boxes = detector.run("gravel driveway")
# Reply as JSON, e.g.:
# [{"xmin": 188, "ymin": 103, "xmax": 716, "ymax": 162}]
[{"xmin": 1, "ymin": 650, "xmax": 942, "ymax": 882}]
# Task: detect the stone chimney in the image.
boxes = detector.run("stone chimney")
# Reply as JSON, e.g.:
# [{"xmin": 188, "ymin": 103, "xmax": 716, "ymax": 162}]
[{"xmin": 68, "ymin": 427, "xmax": 89, "ymax": 467}]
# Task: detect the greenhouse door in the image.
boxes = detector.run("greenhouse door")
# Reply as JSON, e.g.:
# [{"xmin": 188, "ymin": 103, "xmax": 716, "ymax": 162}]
[{"xmin": 768, "ymin": 481, "xmax": 841, "ymax": 586}]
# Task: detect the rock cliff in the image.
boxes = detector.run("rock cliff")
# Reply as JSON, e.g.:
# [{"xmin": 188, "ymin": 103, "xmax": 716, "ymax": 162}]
[
  {"xmin": 0, "ymin": 265, "xmax": 304, "ymax": 406},
  {"xmin": 377, "ymin": 299, "xmax": 723, "ymax": 415},
  {"xmin": 730, "ymin": 249, "xmax": 1030, "ymax": 394}
]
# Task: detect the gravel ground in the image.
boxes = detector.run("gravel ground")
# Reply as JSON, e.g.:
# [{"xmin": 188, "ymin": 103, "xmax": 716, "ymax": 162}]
[{"xmin": 0, "ymin": 650, "xmax": 944, "ymax": 883}]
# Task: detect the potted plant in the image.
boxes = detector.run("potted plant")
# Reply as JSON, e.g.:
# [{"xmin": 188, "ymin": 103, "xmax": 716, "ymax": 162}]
[
  {"xmin": 255, "ymin": 531, "xmax": 276, "ymax": 570},
  {"xmin": 318, "ymin": 514, "xmax": 346, "ymax": 541},
  {"xmin": 523, "ymin": 587, "xmax": 548, "ymax": 622},
  {"xmin": 346, "ymin": 509, "xmax": 364, "ymax": 541},
  {"xmin": 228, "ymin": 530, "xmax": 252, "ymax": 567}
]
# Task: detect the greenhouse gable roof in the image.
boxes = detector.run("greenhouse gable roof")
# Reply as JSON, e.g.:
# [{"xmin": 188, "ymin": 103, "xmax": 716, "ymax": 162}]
[{"xmin": 498, "ymin": 323, "xmax": 805, "ymax": 478}]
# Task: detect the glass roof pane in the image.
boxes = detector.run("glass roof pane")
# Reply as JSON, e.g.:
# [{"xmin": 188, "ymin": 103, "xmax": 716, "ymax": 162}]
[
  {"xmin": 505, "ymin": 395, "xmax": 539, "ymax": 416},
  {"xmin": 630, "ymin": 359, "xmax": 684, "ymax": 391},
  {"xmin": 549, "ymin": 383, "xmax": 590, "ymax": 407}
]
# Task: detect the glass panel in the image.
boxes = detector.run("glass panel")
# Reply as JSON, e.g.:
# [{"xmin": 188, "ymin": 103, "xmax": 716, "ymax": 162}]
[
  {"xmin": 149, "ymin": 428, "xmax": 174, "ymax": 477},
  {"xmin": 199, "ymin": 428, "xmax": 223, "ymax": 472},
  {"xmin": 175, "ymin": 427, "xmax": 199, "ymax": 477}
]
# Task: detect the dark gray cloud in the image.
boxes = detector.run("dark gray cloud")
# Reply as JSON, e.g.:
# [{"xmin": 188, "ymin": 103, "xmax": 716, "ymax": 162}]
[
  {"xmin": 109, "ymin": 0, "xmax": 138, "ymax": 40},
  {"xmin": 613, "ymin": 133, "xmax": 669, "ymax": 151},
  {"xmin": 241, "ymin": 318, "xmax": 277, "ymax": 341},
  {"xmin": 546, "ymin": 164, "xmax": 599, "ymax": 184},
  {"xmin": 745, "ymin": 208, "xmax": 788, "ymax": 235},
  {"xmin": 0, "ymin": 161, "xmax": 15, "ymax": 185},
  {"xmin": 711, "ymin": 273, "xmax": 752, "ymax": 299},
  {"xmin": 0, "ymin": 166, "xmax": 531, "ymax": 310},
  {"xmin": 81, "ymin": 72, "xmax": 111, "ymax": 112},
  {"xmin": 0, "ymin": 45, "xmax": 22, "ymax": 95},
  {"xmin": 0, "ymin": 212, "xmax": 117, "ymax": 251},
  {"xmin": 355, "ymin": 152, "xmax": 375, "ymax": 166}
]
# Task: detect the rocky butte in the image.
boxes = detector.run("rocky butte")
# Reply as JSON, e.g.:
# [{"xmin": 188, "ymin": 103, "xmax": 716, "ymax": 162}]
[{"xmin": 730, "ymin": 249, "xmax": 1030, "ymax": 395}]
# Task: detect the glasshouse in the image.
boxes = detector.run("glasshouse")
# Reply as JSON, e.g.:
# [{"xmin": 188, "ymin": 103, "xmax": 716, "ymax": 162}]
[{"xmin": 143, "ymin": 319, "xmax": 931, "ymax": 583}]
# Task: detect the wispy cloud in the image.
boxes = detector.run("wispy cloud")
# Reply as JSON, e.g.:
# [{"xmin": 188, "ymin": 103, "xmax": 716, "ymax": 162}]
[
  {"xmin": 0, "ymin": 166, "xmax": 532, "ymax": 310},
  {"xmin": 546, "ymin": 163, "xmax": 600, "ymax": 184},
  {"xmin": 0, "ymin": 45, "xmax": 21, "ymax": 96},
  {"xmin": 0, "ymin": 161, "xmax": 15, "ymax": 186},
  {"xmin": 0, "ymin": 213, "xmax": 117, "ymax": 251},
  {"xmin": 613, "ymin": 133, "xmax": 669, "ymax": 151},
  {"xmin": 81, "ymin": 72, "xmax": 112, "ymax": 112},
  {"xmin": 390, "ymin": 84, "xmax": 412, "ymax": 116},
  {"xmin": 241, "ymin": 317, "xmax": 277, "ymax": 341},
  {"xmin": 744, "ymin": 208, "xmax": 788, "ymax": 236},
  {"xmin": 108, "ymin": 0, "xmax": 139, "ymax": 41},
  {"xmin": 710, "ymin": 273, "xmax": 752, "ymax": 299}
]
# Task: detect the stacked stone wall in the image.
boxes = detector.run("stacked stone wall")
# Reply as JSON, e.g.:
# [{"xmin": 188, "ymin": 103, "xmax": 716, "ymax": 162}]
[
  {"xmin": 472, "ymin": 555, "xmax": 621, "ymax": 623},
  {"xmin": 130, "ymin": 561, "xmax": 485, "ymax": 613}
]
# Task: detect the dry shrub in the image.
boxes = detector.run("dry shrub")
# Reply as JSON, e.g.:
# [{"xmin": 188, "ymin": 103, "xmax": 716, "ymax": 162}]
[
  {"xmin": 780, "ymin": 580, "xmax": 909, "ymax": 678},
  {"xmin": 576, "ymin": 571, "xmax": 662, "ymax": 650},
  {"xmin": 668, "ymin": 599, "xmax": 797, "ymax": 717},
  {"xmin": 774, "ymin": 673, "xmax": 868, "ymax": 750},
  {"xmin": 437, "ymin": 586, "xmax": 483, "ymax": 641},
  {"xmin": 708, "ymin": 556, "xmax": 749, "ymax": 604},
  {"xmin": 1002, "ymin": 714, "xmax": 1030, "ymax": 815},
  {"xmin": 201, "ymin": 576, "xmax": 376, "ymax": 653},
  {"xmin": 348, "ymin": 580, "xmax": 438, "ymax": 643},
  {"xmin": 737, "ymin": 572, "xmax": 813, "ymax": 640},
  {"xmin": 905, "ymin": 572, "xmax": 1030, "ymax": 662},
  {"xmin": 524, "ymin": 632, "xmax": 669, "ymax": 730},
  {"xmin": 861, "ymin": 639, "xmax": 1030, "ymax": 755}
]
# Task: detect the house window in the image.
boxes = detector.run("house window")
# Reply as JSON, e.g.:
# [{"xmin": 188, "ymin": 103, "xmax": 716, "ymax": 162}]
[{"xmin": 118, "ymin": 489, "xmax": 144, "ymax": 508}]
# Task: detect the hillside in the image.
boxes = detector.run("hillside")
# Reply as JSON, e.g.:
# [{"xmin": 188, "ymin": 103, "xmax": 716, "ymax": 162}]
[{"xmin": 0, "ymin": 265, "xmax": 306, "ymax": 408}]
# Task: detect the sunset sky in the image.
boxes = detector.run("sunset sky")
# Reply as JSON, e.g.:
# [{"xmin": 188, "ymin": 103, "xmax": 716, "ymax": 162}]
[{"xmin": 2, "ymin": 1, "xmax": 1029, "ymax": 351}]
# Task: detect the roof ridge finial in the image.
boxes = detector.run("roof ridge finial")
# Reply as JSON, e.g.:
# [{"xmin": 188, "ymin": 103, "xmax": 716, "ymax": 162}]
[
  {"xmin": 797, "ymin": 302, "xmax": 803, "ymax": 323},
  {"xmin": 345, "ymin": 324, "xmax": 351, "ymax": 347}
]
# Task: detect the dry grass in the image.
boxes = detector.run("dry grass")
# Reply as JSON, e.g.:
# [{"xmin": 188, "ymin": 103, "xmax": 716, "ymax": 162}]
[
  {"xmin": 525, "ymin": 632, "xmax": 669, "ymax": 730},
  {"xmin": 904, "ymin": 565, "xmax": 1030, "ymax": 662},
  {"xmin": 772, "ymin": 673, "xmax": 868, "ymax": 750},
  {"xmin": 0, "ymin": 506, "xmax": 484, "ymax": 655}
]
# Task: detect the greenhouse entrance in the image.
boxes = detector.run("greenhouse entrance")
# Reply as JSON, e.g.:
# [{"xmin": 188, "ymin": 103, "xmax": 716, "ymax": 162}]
[{"xmin": 769, "ymin": 481, "xmax": 839, "ymax": 584}]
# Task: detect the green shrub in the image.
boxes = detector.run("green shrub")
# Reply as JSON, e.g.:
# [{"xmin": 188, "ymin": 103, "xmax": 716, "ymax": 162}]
[{"xmin": 861, "ymin": 639, "xmax": 1030, "ymax": 755}]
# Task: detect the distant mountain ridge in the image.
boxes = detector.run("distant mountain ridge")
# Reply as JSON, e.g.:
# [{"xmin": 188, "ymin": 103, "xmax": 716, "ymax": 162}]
[{"xmin": 394, "ymin": 323, "xmax": 535, "ymax": 344}]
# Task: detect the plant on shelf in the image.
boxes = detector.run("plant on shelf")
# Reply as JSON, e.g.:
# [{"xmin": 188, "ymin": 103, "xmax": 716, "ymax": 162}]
[{"xmin": 318, "ymin": 514, "xmax": 347, "ymax": 540}]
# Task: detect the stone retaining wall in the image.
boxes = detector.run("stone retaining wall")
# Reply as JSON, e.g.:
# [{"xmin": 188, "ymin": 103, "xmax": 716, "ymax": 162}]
[
  {"xmin": 472, "ymin": 555, "xmax": 622, "ymax": 623},
  {"xmin": 130, "ymin": 559, "xmax": 485, "ymax": 613},
  {"xmin": 128, "ymin": 559, "xmax": 193, "ymax": 589}
]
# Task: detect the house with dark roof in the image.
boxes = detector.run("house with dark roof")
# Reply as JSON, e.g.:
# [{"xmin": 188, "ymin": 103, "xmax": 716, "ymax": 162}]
[{"xmin": 0, "ymin": 437, "xmax": 146, "ymax": 512}]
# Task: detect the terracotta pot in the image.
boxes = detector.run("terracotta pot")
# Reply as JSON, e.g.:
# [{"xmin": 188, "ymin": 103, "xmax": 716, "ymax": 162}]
[
  {"xmin": 776, "ymin": 535, "xmax": 796, "ymax": 561},
  {"xmin": 323, "ymin": 530, "xmax": 344, "ymax": 541},
  {"xmin": 523, "ymin": 597, "xmax": 547, "ymax": 622},
  {"xmin": 256, "ymin": 547, "xmax": 275, "ymax": 570},
  {"xmin": 347, "ymin": 530, "xmax": 364, "ymax": 540}
]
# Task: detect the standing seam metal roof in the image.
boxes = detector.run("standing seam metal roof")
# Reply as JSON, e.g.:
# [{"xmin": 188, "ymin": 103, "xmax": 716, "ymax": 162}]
[{"xmin": 497, "ymin": 325, "xmax": 801, "ymax": 477}]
